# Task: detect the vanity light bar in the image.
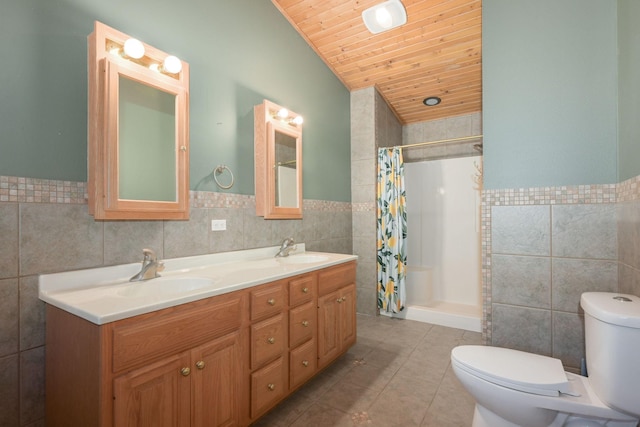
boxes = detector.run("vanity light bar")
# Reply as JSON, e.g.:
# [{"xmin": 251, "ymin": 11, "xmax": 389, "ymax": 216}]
[
  {"xmin": 271, "ymin": 108, "xmax": 303, "ymax": 127},
  {"xmin": 106, "ymin": 38, "xmax": 183, "ymax": 77}
]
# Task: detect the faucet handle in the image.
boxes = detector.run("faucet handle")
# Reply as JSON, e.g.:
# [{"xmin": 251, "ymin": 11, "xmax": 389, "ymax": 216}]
[{"xmin": 142, "ymin": 248, "xmax": 157, "ymax": 261}]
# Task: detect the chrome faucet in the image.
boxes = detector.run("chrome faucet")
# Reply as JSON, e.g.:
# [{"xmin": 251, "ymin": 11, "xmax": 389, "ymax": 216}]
[
  {"xmin": 130, "ymin": 248, "xmax": 164, "ymax": 282},
  {"xmin": 275, "ymin": 237, "xmax": 296, "ymax": 257}
]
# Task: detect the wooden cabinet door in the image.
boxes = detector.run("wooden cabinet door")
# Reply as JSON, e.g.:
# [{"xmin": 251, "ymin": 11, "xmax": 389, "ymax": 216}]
[
  {"xmin": 317, "ymin": 289, "xmax": 340, "ymax": 368},
  {"xmin": 192, "ymin": 331, "xmax": 242, "ymax": 427},
  {"xmin": 318, "ymin": 284, "xmax": 357, "ymax": 369},
  {"xmin": 113, "ymin": 352, "xmax": 191, "ymax": 427},
  {"xmin": 339, "ymin": 284, "xmax": 357, "ymax": 350}
]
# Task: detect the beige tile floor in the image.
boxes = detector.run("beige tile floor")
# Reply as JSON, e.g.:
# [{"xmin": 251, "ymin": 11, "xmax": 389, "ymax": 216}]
[{"xmin": 253, "ymin": 313, "xmax": 480, "ymax": 426}]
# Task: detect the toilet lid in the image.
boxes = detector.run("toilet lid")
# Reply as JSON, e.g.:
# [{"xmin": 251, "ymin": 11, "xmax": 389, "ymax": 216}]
[{"xmin": 451, "ymin": 345, "xmax": 571, "ymax": 397}]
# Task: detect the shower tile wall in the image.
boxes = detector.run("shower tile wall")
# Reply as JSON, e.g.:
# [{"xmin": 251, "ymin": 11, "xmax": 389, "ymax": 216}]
[
  {"xmin": 350, "ymin": 87, "xmax": 401, "ymax": 316},
  {"xmin": 351, "ymin": 87, "xmax": 378, "ymax": 316},
  {"xmin": 0, "ymin": 179, "xmax": 351, "ymax": 427},
  {"xmin": 403, "ymin": 112, "xmax": 482, "ymax": 162},
  {"xmin": 484, "ymin": 186, "xmax": 625, "ymax": 371}
]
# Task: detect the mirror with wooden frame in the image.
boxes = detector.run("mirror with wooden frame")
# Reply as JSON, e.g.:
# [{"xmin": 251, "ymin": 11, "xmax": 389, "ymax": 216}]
[
  {"xmin": 88, "ymin": 21, "xmax": 190, "ymax": 220},
  {"xmin": 254, "ymin": 100, "xmax": 303, "ymax": 219}
]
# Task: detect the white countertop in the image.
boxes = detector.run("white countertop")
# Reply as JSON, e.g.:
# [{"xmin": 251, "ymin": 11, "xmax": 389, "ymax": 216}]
[{"xmin": 38, "ymin": 245, "xmax": 357, "ymax": 325}]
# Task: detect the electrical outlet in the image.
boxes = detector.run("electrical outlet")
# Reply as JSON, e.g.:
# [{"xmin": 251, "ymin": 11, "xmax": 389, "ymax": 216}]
[{"xmin": 211, "ymin": 219, "xmax": 227, "ymax": 231}]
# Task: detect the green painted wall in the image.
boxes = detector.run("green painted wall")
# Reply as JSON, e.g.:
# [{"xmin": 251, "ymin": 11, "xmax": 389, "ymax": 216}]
[
  {"xmin": 482, "ymin": 0, "xmax": 619, "ymax": 189},
  {"xmin": 618, "ymin": 0, "xmax": 640, "ymax": 182},
  {"xmin": 0, "ymin": 0, "xmax": 351, "ymax": 202}
]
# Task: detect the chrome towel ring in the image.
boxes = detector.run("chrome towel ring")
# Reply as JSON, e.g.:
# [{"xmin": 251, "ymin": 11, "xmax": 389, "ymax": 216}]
[{"xmin": 213, "ymin": 165, "xmax": 234, "ymax": 189}]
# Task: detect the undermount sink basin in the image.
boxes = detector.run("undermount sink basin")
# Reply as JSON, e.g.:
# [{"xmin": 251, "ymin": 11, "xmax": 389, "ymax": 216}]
[
  {"xmin": 116, "ymin": 276, "xmax": 215, "ymax": 298},
  {"xmin": 277, "ymin": 254, "xmax": 330, "ymax": 264}
]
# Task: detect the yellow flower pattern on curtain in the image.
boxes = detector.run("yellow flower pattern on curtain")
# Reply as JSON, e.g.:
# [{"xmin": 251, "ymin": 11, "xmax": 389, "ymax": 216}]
[{"xmin": 377, "ymin": 147, "xmax": 407, "ymax": 313}]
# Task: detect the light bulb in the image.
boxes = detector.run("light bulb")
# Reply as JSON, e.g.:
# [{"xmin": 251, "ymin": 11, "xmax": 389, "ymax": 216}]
[
  {"xmin": 292, "ymin": 116, "xmax": 303, "ymax": 125},
  {"xmin": 375, "ymin": 7, "xmax": 393, "ymax": 28},
  {"xmin": 123, "ymin": 38, "xmax": 145, "ymax": 59},
  {"xmin": 277, "ymin": 108, "xmax": 289, "ymax": 119},
  {"xmin": 162, "ymin": 56, "xmax": 182, "ymax": 74}
]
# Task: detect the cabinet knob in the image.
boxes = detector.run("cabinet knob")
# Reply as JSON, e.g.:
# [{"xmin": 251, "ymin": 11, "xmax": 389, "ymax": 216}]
[
  {"xmin": 267, "ymin": 298, "xmax": 276, "ymax": 306},
  {"xmin": 267, "ymin": 337, "xmax": 276, "ymax": 344},
  {"xmin": 180, "ymin": 367, "xmax": 191, "ymax": 377},
  {"xmin": 180, "ymin": 146, "xmax": 187, "ymax": 152},
  {"xmin": 337, "ymin": 297, "xmax": 343, "ymax": 303},
  {"xmin": 302, "ymin": 287, "xmax": 309, "ymax": 293},
  {"xmin": 195, "ymin": 360, "xmax": 205, "ymax": 370},
  {"xmin": 301, "ymin": 320, "xmax": 309, "ymax": 327},
  {"xmin": 267, "ymin": 383, "xmax": 276, "ymax": 391},
  {"xmin": 302, "ymin": 360, "xmax": 309, "ymax": 367},
  {"xmin": 342, "ymin": 296, "xmax": 347, "ymax": 301}
]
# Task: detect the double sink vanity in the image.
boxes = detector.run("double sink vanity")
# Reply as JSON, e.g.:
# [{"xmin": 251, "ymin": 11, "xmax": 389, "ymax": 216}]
[
  {"xmin": 51, "ymin": 20, "xmax": 351, "ymax": 426},
  {"xmin": 39, "ymin": 245, "xmax": 358, "ymax": 426}
]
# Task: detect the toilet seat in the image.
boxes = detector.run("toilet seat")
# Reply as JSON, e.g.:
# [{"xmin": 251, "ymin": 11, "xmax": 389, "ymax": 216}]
[{"xmin": 451, "ymin": 345, "xmax": 571, "ymax": 397}]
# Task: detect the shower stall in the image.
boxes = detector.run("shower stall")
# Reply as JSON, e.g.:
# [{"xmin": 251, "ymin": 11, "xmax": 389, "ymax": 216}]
[{"xmin": 397, "ymin": 155, "xmax": 482, "ymax": 332}]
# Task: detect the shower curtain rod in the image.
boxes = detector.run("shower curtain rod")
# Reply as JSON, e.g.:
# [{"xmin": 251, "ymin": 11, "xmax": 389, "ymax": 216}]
[{"xmin": 390, "ymin": 134, "xmax": 483, "ymax": 150}]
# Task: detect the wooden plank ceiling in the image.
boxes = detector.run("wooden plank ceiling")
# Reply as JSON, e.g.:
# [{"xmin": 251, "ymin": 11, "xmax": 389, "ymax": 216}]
[{"xmin": 271, "ymin": 0, "xmax": 482, "ymax": 125}]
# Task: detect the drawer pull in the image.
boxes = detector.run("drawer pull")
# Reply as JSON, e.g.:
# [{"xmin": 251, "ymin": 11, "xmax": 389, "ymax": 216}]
[
  {"xmin": 195, "ymin": 360, "xmax": 205, "ymax": 370},
  {"xmin": 337, "ymin": 297, "xmax": 343, "ymax": 303},
  {"xmin": 301, "ymin": 320, "xmax": 309, "ymax": 327},
  {"xmin": 267, "ymin": 383, "xmax": 276, "ymax": 391},
  {"xmin": 180, "ymin": 367, "xmax": 191, "ymax": 377},
  {"xmin": 267, "ymin": 298, "xmax": 276, "ymax": 306},
  {"xmin": 302, "ymin": 287, "xmax": 309, "ymax": 294},
  {"xmin": 302, "ymin": 360, "xmax": 309, "ymax": 367},
  {"xmin": 267, "ymin": 337, "xmax": 276, "ymax": 344}
]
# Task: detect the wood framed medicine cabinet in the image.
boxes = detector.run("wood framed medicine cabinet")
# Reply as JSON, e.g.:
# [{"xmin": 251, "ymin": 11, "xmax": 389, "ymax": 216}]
[
  {"xmin": 88, "ymin": 21, "xmax": 190, "ymax": 220},
  {"xmin": 254, "ymin": 100, "xmax": 303, "ymax": 219}
]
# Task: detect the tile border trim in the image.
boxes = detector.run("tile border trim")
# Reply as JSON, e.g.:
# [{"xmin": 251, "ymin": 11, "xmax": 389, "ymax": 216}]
[
  {"xmin": 0, "ymin": 176, "xmax": 352, "ymax": 212},
  {"xmin": 0, "ymin": 176, "xmax": 87, "ymax": 204}
]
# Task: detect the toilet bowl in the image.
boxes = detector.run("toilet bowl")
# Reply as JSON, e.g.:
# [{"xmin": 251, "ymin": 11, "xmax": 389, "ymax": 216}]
[
  {"xmin": 451, "ymin": 346, "xmax": 638, "ymax": 427},
  {"xmin": 451, "ymin": 292, "xmax": 640, "ymax": 427}
]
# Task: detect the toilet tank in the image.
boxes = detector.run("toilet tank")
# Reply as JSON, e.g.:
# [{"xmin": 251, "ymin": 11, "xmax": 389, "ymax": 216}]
[{"xmin": 581, "ymin": 292, "xmax": 640, "ymax": 417}]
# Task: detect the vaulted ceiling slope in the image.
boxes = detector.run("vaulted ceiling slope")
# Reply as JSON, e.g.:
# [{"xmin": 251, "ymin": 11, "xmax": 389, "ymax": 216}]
[{"xmin": 272, "ymin": 0, "xmax": 482, "ymax": 125}]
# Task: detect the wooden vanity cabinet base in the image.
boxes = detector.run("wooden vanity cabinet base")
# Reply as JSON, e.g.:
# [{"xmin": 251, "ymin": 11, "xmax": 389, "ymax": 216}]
[
  {"xmin": 45, "ymin": 306, "xmax": 106, "ymax": 427},
  {"xmin": 45, "ymin": 260, "xmax": 357, "ymax": 427},
  {"xmin": 46, "ymin": 291, "xmax": 247, "ymax": 427}
]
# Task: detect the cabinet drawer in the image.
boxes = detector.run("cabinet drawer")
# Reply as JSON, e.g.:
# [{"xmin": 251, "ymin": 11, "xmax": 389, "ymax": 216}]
[
  {"xmin": 251, "ymin": 282, "xmax": 285, "ymax": 321},
  {"xmin": 289, "ymin": 339, "xmax": 316, "ymax": 390},
  {"xmin": 251, "ymin": 313, "xmax": 286, "ymax": 369},
  {"xmin": 288, "ymin": 274, "xmax": 315, "ymax": 307},
  {"xmin": 112, "ymin": 293, "xmax": 243, "ymax": 373},
  {"xmin": 289, "ymin": 301, "xmax": 315, "ymax": 348},
  {"xmin": 318, "ymin": 262, "xmax": 356, "ymax": 296},
  {"xmin": 251, "ymin": 357, "xmax": 286, "ymax": 419}
]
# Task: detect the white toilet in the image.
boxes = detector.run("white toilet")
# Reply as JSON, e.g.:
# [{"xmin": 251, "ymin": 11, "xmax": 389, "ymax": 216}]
[{"xmin": 451, "ymin": 292, "xmax": 640, "ymax": 427}]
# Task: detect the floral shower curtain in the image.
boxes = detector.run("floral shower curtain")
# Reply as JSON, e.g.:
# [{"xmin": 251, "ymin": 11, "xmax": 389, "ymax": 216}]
[{"xmin": 377, "ymin": 147, "xmax": 407, "ymax": 314}]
